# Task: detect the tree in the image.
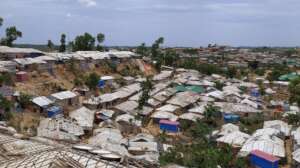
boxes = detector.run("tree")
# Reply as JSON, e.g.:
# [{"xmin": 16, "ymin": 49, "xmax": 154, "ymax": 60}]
[
  {"xmin": 136, "ymin": 43, "xmax": 147, "ymax": 57},
  {"xmin": 289, "ymin": 77, "xmax": 300, "ymax": 106},
  {"xmin": 85, "ymin": 73, "xmax": 99, "ymax": 90},
  {"xmin": 215, "ymin": 81, "xmax": 225, "ymax": 90},
  {"xmin": 59, "ymin": 34, "xmax": 66, "ymax": 52},
  {"xmin": 68, "ymin": 41, "xmax": 74, "ymax": 52},
  {"xmin": 189, "ymin": 120, "xmax": 212, "ymax": 141},
  {"xmin": 151, "ymin": 37, "xmax": 164, "ymax": 72},
  {"xmin": 138, "ymin": 77, "xmax": 153, "ymax": 109},
  {"xmin": 267, "ymin": 64, "xmax": 290, "ymax": 81},
  {"xmin": 226, "ymin": 66, "xmax": 238, "ymax": 78},
  {"xmin": 0, "ymin": 94, "xmax": 11, "ymax": 112},
  {"xmin": 1, "ymin": 26, "xmax": 22, "ymax": 47},
  {"xmin": 258, "ymin": 82, "xmax": 265, "ymax": 96},
  {"xmin": 96, "ymin": 33, "xmax": 105, "ymax": 51},
  {"xmin": 203, "ymin": 105, "xmax": 221, "ymax": 125},
  {"xmin": 151, "ymin": 37, "xmax": 164, "ymax": 59},
  {"xmin": 163, "ymin": 49, "xmax": 179, "ymax": 66},
  {"xmin": 0, "ymin": 94, "xmax": 12, "ymax": 120},
  {"xmin": 47, "ymin": 40, "xmax": 54, "ymax": 50},
  {"xmin": 285, "ymin": 48, "xmax": 297, "ymax": 57},
  {"xmin": 0, "ymin": 17, "xmax": 3, "ymax": 27},
  {"xmin": 19, "ymin": 93, "xmax": 32, "ymax": 109},
  {"xmin": 248, "ymin": 60, "xmax": 259, "ymax": 70},
  {"xmin": 286, "ymin": 113, "xmax": 300, "ymax": 126},
  {"xmin": 73, "ymin": 33, "xmax": 95, "ymax": 51},
  {"xmin": 0, "ymin": 73, "xmax": 13, "ymax": 86}
]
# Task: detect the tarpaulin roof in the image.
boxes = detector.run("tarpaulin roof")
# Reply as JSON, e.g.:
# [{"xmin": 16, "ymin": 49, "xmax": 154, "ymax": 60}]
[
  {"xmin": 175, "ymin": 85, "xmax": 205, "ymax": 94},
  {"xmin": 278, "ymin": 72, "xmax": 299, "ymax": 81}
]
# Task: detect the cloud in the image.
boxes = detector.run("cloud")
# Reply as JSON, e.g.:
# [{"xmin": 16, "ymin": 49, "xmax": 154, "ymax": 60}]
[
  {"xmin": 78, "ymin": 0, "xmax": 96, "ymax": 7},
  {"xmin": 66, "ymin": 13, "xmax": 72, "ymax": 17}
]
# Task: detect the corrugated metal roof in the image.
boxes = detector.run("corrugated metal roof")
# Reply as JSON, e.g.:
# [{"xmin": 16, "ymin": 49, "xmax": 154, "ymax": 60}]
[
  {"xmin": 32, "ymin": 96, "xmax": 53, "ymax": 107},
  {"xmin": 51, "ymin": 91, "xmax": 77, "ymax": 100},
  {"xmin": 0, "ymin": 46, "xmax": 43, "ymax": 54}
]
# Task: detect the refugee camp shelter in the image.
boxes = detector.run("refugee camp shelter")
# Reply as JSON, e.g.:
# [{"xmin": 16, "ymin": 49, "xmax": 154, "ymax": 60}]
[
  {"xmin": 175, "ymin": 85, "xmax": 205, "ymax": 94},
  {"xmin": 16, "ymin": 71, "xmax": 28, "ymax": 82},
  {"xmin": 250, "ymin": 150, "xmax": 280, "ymax": 168},
  {"xmin": 32, "ymin": 96, "xmax": 54, "ymax": 113},
  {"xmin": 0, "ymin": 46, "xmax": 44, "ymax": 60},
  {"xmin": 37, "ymin": 118, "xmax": 84, "ymax": 142},
  {"xmin": 0, "ymin": 61, "xmax": 17, "ymax": 72},
  {"xmin": 159, "ymin": 120, "xmax": 179, "ymax": 133},
  {"xmin": 47, "ymin": 106, "xmax": 63, "ymax": 118},
  {"xmin": 217, "ymin": 131, "xmax": 250, "ymax": 148},
  {"xmin": 278, "ymin": 72, "xmax": 299, "ymax": 81},
  {"xmin": 224, "ymin": 114, "xmax": 240, "ymax": 123},
  {"xmin": 51, "ymin": 91, "xmax": 78, "ymax": 109},
  {"xmin": 69, "ymin": 106, "xmax": 95, "ymax": 130},
  {"xmin": 100, "ymin": 76, "xmax": 115, "ymax": 86},
  {"xmin": 0, "ymin": 85, "xmax": 14, "ymax": 100}
]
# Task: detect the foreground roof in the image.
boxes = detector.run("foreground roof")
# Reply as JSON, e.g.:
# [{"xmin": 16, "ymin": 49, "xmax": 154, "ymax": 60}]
[{"xmin": 0, "ymin": 133, "xmax": 132, "ymax": 168}]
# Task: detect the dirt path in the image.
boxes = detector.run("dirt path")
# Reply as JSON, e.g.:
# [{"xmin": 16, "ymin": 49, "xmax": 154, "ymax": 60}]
[{"xmin": 283, "ymin": 138, "xmax": 292, "ymax": 168}]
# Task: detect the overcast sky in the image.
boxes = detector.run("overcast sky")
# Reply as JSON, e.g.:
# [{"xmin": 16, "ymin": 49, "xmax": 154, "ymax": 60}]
[{"xmin": 0, "ymin": 0, "xmax": 299, "ymax": 47}]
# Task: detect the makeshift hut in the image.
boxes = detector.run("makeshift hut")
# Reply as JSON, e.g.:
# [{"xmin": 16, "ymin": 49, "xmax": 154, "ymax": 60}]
[
  {"xmin": 51, "ymin": 91, "xmax": 79, "ymax": 110},
  {"xmin": 250, "ymin": 150, "xmax": 280, "ymax": 168},
  {"xmin": 69, "ymin": 107, "xmax": 95, "ymax": 131},
  {"xmin": 46, "ymin": 106, "xmax": 63, "ymax": 118},
  {"xmin": 32, "ymin": 96, "xmax": 54, "ymax": 113},
  {"xmin": 16, "ymin": 71, "xmax": 28, "ymax": 82},
  {"xmin": 159, "ymin": 120, "xmax": 180, "ymax": 133}
]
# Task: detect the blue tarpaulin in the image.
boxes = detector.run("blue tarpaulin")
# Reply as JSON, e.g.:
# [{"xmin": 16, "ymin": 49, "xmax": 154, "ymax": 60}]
[
  {"xmin": 98, "ymin": 80, "xmax": 105, "ymax": 88},
  {"xmin": 251, "ymin": 89, "xmax": 260, "ymax": 97},
  {"xmin": 250, "ymin": 150, "xmax": 279, "ymax": 168},
  {"xmin": 224, "ymin": 114, "xmax": 240, "ymax": 123},
  {"xmin": 159, "ymin": 120, "xmax": 180, "ymax": 133},
  {"xmin": 47, "ymin": 106, "xmax": 62, "ymax": 118}
]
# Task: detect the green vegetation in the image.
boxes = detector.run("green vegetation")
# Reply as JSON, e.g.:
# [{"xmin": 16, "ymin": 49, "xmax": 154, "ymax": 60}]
[
  {"xmin": 215, "ymin": 81, "xmax": 225, "ymax": 90},
  {"xmin": 0, "ymin": 95, "xmax": 12, "ymax": 121},
  {"xmin": 0, "ymin": 73, "xmax": 13, "ymax": 86},
  {"xmin": 151, "ymin": 37, "xmax": 164, "ymax": 72},
  {"xmin": 248, "ymin": 60, "xmax": 259, "ymax": 70},
  {"xmin": 67, "ymin": 57, "xmax": 78, "ymax": 75},
  {"xmin": 59, "ymin": 33, "xmax": 66, "ymax": 52},
  {"xmin": 267, "ymin": 64, "xmax": 291, "ymax": 81},
  {"xmin": 160, "ymin": 120, "xmax": 247, "ymax": 167},
  {"xmin": 286, "ymin": 113, "xmax": 300, "ymax": 126},
  {"xmin": 160, "ymin": 103, "xmax": 247, "ymax": 167},
  {"xmin": 258, "ymin": 81, "xmax": 265, "ymax": 96},
  {"xmin": 19, "ymin": 93, "xmax": 33, "ymax": 109},
  {"xmin": 138, "ymin": 77, "xmax": 153, "ymax": 109},
  {"xmin": 96, "ymin": 33, "xmax": 105, "ymax": 51},
  {"xmin": 47, "ymin": 40, "xmax": 54, "ymax": 50},
  {"xmin": 182, "ymin": 48, "xmax": 198, "ymax": 55},
  {"xmin": 254, "ymin": 68, "xmax": 266, "ymax": 76},
  {"xmin": 0, "ymin": 17, "xmax": 3, "ymax": 27},
  {"xmin": 136, "ymin": 43, "xmax": 148, "ymax": 57},
  {"xmin": 284, "ymin": 48, "xmax": 298, "ymax": 57},
  {"xmin": 289, "ymin": 77, "xmax": 300, "ymax": 106},
  {"xmin": 1, "ymin": 26, "xmax": 22, "ymax": 47},
  {"xmin": 226, "ymin": 66, "xmax": 238, "ymax": 78},
  {"xmin": 85, "ymin": 73, "xmax": 100, "ymax": 90},
  {"xmin": 163, "ymin": 49, "xmax": 179, "ymax": 67},
  {"xmin": 179, "ymin": 58, "xmax": 224, "ymax": 75},
  {"xmin": 240, "ymin": 113, "xmax": 264, "ymax": 134},
  {"xmin": 72, "ymin": 33, "xmax": 95, "ymax": 51},
  {"xmin": 68, "ymin": 32, "xmax": 106, "ymax": 52},
  {"xmin": 203, "ymin": 105, "xmax": 221, "ymax": 126}
]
